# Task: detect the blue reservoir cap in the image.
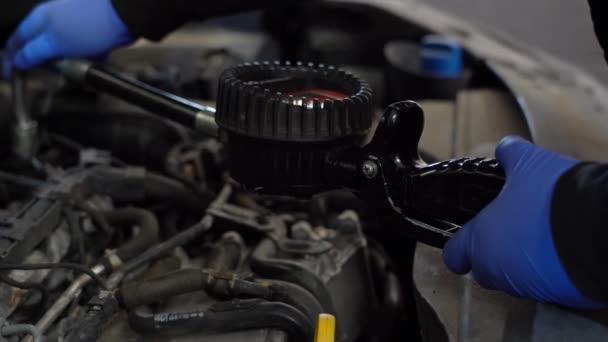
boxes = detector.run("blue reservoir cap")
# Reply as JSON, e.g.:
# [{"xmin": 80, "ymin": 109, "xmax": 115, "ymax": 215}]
[{"xmin": 420, "ymin": 35, "xmax": 463, "ymax": 77}]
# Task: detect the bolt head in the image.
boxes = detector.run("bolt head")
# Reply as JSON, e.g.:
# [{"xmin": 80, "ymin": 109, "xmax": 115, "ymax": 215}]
[{"xmin": 362, "ymin": 160, "xmax": 379, "ymax": 179}]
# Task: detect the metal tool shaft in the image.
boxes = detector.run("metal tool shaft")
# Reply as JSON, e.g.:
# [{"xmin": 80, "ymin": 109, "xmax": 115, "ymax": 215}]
[
  {"xmin": 54, "ymin": 60, "xmax": 218, "ymax": 136},
  {"xmin": 11, "ymin": 71, "xmax": 39, "ymax": 159}
]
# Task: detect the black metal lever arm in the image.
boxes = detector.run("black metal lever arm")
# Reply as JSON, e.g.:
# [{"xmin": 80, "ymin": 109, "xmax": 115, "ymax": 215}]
[
  {"xmin": 324, "ymin": 101, "xmax": 505, "ymax": 248},
  {"xmin": 406, "ymin": 157, "xmax": 505, "ymax": 227}
]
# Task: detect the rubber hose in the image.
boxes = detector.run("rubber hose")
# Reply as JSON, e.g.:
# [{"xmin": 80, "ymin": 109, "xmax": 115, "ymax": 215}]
[
  {"xmin": 144, "ymin": 173, "xmax": 210, "ymax": 211},
  {"xmin": 127, "ymin": 299, "xmax": 313, "ymax": 341},
  {"xmin": 46, "ymin": 111, "xmax": 190, "ymax": 169},
  {"xmin": 0, "ymin": 323, "xmax": 43, "ymax": 342},
  {"xmin": 203, "ymin": 232, "xmax": 243, "ymax": 271},
  {"xmin": 250, "ymin": 238, "xmax": 336, "ymax": 315},
  {"xmin": 106, "ymin": 217, "xmax": 215, "ymax": 289},
  {"xmin": 92, "ymin": 168, "xmax": 211, "ymax": 212},
  {"xmin": 265, "ymin": 280, "xmax": 323, "ymax": 327},
  {"xmin": 102, "ymin": 208, "xmax": 160, "ymax": 262},
  {"xmin": 119, "ymin": 269, "xmax": 205, "ymax": 309},
  {"xmin": 64, "ymin": 291, "xmax": 119, "ymax": 342}
]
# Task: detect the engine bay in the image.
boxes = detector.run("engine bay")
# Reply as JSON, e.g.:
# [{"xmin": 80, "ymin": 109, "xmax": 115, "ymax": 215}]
[{"xmin": 0, "ymin": 3, "xmax": 535, "ymax": 342}]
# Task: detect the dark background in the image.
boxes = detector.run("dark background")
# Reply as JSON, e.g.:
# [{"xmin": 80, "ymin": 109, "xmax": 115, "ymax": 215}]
[
  {"xmin": 2, "ymin": 1, "xmax": 607, "ymax": 83},
  {"xmin": 425, "ymin": 0, "xmax": 608, "ymax": 84}
]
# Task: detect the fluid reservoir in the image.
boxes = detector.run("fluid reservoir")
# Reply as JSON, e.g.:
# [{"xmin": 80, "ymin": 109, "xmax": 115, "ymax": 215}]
[
  {"xmin": 384, "ymin": 34, "xmax": 469, "ymax": 103},
  {"xmin": 420, "ymin": 35, "xmax": 463, "ymax": 77}
]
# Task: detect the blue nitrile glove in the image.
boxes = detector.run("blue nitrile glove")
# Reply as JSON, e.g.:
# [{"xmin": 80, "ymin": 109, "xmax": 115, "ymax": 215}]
[
  {"xmin": 443, "ymin": 136, "xmax": 603, "ymax": 309},
  {"xmin": 2, "ymin": 0, "xmax": 134, "ymax": 79}
]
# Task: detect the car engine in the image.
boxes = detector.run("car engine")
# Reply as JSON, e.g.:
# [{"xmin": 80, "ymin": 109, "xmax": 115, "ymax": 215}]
[
  {"xmin": 0, "ymin": 4, "xmax": 534, "ymax": 342},
  {"xmin": 0, "ymin": 67, "xmax": 389, "ymax": 342},
  {"xmin": 0, "ymin": 15, "xmax": 410, "ymax": 342}
]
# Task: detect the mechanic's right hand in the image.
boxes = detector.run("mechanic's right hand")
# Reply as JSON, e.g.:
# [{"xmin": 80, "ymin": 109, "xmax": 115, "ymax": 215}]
[
  {"xmin": 2, "ymin": 0, "xmax": 135, "ymax": 79},
  {"xmin": 443, "ymin": 136, "xmax": 604, "ymax": 309}
]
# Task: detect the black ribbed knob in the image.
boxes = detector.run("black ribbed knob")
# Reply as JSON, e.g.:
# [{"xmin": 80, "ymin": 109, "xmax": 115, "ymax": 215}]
[
  {"xmin": 216, "ymin": 61, "xmax": 373, "ymax": 142},
  {"xmin": 215, "ymin": 61, "xmax": 374, "ymax": 194}
]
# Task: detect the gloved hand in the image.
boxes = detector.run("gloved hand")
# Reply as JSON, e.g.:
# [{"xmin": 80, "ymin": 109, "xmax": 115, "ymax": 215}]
[
  {"xmin": 443, "ymin": 136, "xmax": 603, "ymax": 309},
  {"xmin": 2, "ymin": 0, "xmax": 134, "ymax": 79}
]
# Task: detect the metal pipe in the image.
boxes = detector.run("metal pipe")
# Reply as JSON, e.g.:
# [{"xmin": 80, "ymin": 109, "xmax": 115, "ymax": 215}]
[
  {"xmin": 1, "ymin": 323, "xmax": 43, "ymax": 342},
  {"xmin": 12, "ymin": 71, "xmax": 28, "ymax": 124},
  {"xmin": 53, "ymin": 59, "xmax": 218, "ymax": 136},
  {"xmin": 30, "ymin": 208, "xmax": 160, "ymax": 338},
  {"xmin": 26, "ymin": 264, "xmax": 106, "ymax": 341},
  {"xmin": 0, "ymin": 170, "xmax": 47, "ymax": 188},
  {"xmin": 457, "ymin": 273, "xmax": 473, "ymax": 342},
  {"xmin": 11, "ymin": 70, "xmax": 38, "ymax": 159}
]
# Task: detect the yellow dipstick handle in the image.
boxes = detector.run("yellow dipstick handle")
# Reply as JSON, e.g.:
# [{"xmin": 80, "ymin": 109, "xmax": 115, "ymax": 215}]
[{"xmin": 314, "ymin": 313, "xmax": 336, "ymax": 342}]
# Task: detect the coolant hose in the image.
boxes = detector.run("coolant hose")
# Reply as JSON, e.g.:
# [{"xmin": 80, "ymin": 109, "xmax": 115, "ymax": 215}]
[
  {"xmin": 144, "ymin": 172, "xmax": 211, "ymax": 211},
  {"xmin": 251, "ymin": 238, "xmax": 337, "ymax": 315},
  {"xmin": 106, "ymin": 213, "xmax": 212, "ymax": 289},
  {"xmin": 102, "ymin": 208, "xmax": 160, "ymax": 262},
  {"xmin": 262, "ymin": 279, "xmax": 323, "ymax": 326},
  {"xmin": 203, "ymin": 232, "xmax": 243, "ymax": 271},
  {"xmin": 128, "ymin": 299, "xmax": 313, "ymax": 341},
  {"xmin": 119, "ymin": 270, "xmax": 322, "ymax": 327},
  {"xmin": 46, "ymin": 111, "xmax": 191, "ymax": 169},
  {"xmin": 202, "ymin": 275, "xmax": 324, "ymax": 318},
  {"xmin": 105, "ymin": 185, "xmax": 231, "ymax": 290},
  {"xmin": 119, "ymin": 269, "xmax": 206, "ymax": 309},
  {"xmin": 91, "ymin": 168, "xmax": 211, "ymax": 212},
  {"xmin": 0, "ymin": 322, "xmax": 42, "ymax": 342},
  {"xmin": 118, "ymin": 232, "xmax": 243, "ymax": 308},
  {"xmin": 64, "ymin": 291, "xmax": 119, "ymax": 342}
]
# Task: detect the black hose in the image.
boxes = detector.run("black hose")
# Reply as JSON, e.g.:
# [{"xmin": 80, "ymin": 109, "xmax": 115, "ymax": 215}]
[
  {"xmin": 92, "ymin": 168, "xmax": 211, "ymax": 212},
  {"xmin": 250, "ymin": 238, "xmax": 337, "ymax": 315},
  {"xmin": 309, "ymin": 190, "xmax": 365, "ymax": 226},
  {"xmin": 64, "ymin": 207, "xmax": 87, "ymax": 265},
  {"xmin": 204, "ymin": 275, "xmax": 270, "ymax": 300},
  {"xmin": 118, "ymin": 231, "xmax": 249, "ymax": 309},
  {"xmin": 64, "ymin": 291, "xmax": 120, "ymax": 342},
  {"xmin": 0, "ymin": 323, "xmax": 43, "ymax": 342},
  {"xmin": 252, "ymin": 279, "xmax": 322, "ymax": 327},
  {"xmin": 119, "ymin": 270, "xmax": 321, "ymax": 326},
  {"xmin": 46, "ymin": 111, "xmax": 191, "ymax": 169},
  {"xmin": 366, "ymin": 244, "xmax": 406, "ymax": 341},
  {"xmin": 127, "ymin": 299, "xmax": 313, "ymax": 341},
  {"xmin": 119, "ymin": 269, "xmax": 206, "ymax": 309},
  {"xmin": 144, "ymin": 173, "xmax": 209, "ymax": 211},
  {"xmin": 119, "ymin": 263, "xmax": 322, "ymax": 328},
  {"xmin": 102, "ymin": 208, "xmax": 159, "ymax": 262},
  {"xmin": 106, "ymin": 186, "xmax": 230, "ymax": 289},
  {"xmin": 202, "ymin": 232, "xmax": 243, "ymax": 271},
  {"xmin": 106, "ymin": 216, "xmax": 215, "ymax": 289},
  {"xmin": 72, "ymin": 201, "xmax": 113, "ymax": 234}
]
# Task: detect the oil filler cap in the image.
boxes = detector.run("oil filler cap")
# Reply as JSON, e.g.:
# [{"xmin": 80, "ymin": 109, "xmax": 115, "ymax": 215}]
[{"xmin": 215, "ymin": 61, "xmax": 373, "ymax": 194}]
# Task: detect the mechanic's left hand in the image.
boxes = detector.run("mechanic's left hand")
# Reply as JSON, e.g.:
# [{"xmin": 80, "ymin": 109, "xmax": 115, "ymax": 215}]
[{"xmin": 2, "ymin": 0, "xmax": 135, "ymax": 79}]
